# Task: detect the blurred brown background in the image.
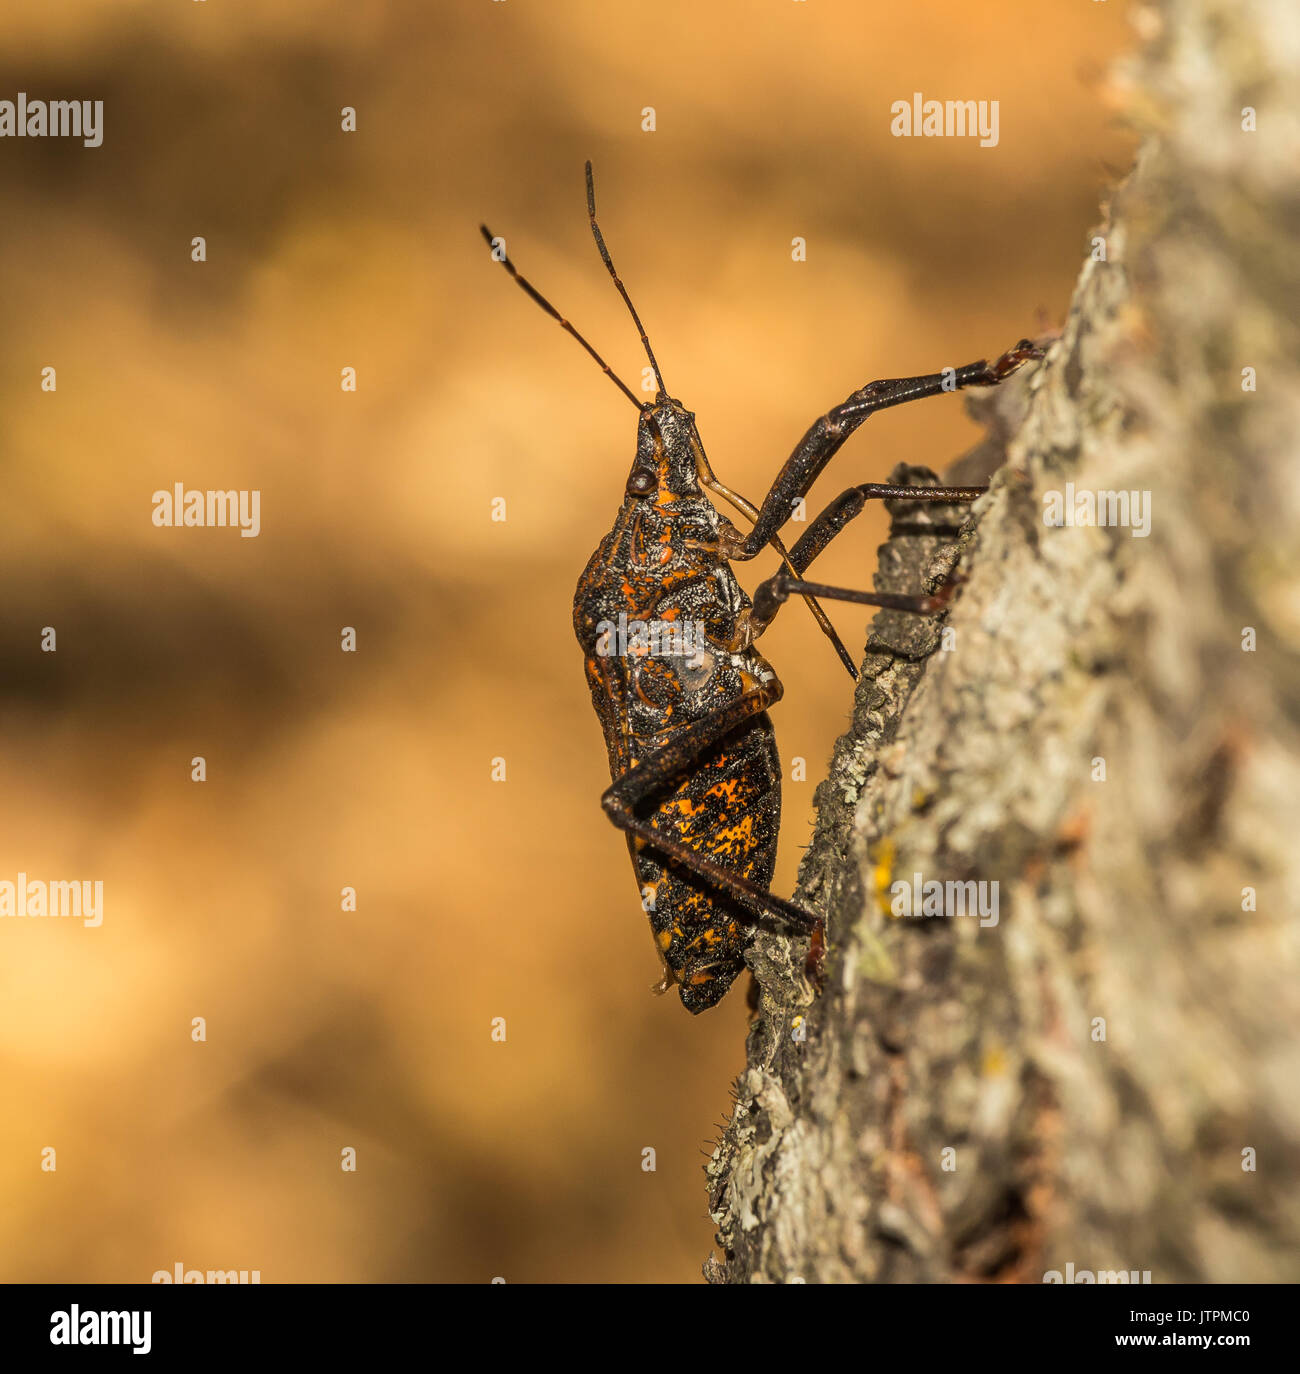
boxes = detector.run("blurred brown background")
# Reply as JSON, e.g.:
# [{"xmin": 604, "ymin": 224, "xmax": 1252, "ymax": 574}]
[{"xmin": 0, "ymin": 1, "xmax": 1134, "ymax": 1282}]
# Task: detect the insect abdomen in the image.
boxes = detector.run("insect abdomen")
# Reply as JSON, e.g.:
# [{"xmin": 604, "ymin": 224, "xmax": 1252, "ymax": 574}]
[{"xmin": 633, "ymin": 714, "xmax": 780, "ymax": 1013}]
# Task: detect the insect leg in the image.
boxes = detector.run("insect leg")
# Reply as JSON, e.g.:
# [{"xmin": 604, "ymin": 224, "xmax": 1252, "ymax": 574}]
[
  {"xmin": 734, "ymin": 338, "xmax": 1043, "ymax": 560},
  {"xmin": 687, "ymin": 424, "xmax": 859, "ymax": 678},
  {"xmin": 601, "ymin": 685, "xmax": 818, "ymax": 935},
  {"xmin": 741, "ymin": 478, "xmax": 988, "ymax": 640},
  {"xmin": 750, "ymin": 573, "xmax": 962, "ymax": 637},
  {"xmin": 700, "ymin": 483, "xmax": 858, "ymax": 677},
  {"xmin": 784, "ymin": 482, "xmax": 986, "ymax": 577}
]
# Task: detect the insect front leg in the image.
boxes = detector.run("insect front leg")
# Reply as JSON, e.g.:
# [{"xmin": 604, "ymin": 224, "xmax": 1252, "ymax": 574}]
[
  {"xmin": 731, "ymin": 338, "xmax": 1044, "ymax": 561},
  {"xmin": 600, "ymin": 684, "xmax": 818, "ymax": 936}
]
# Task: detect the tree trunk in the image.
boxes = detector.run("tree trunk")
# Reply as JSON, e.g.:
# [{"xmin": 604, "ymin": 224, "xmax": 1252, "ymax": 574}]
[{"xmin": 706, "ymin": 0, "xmax": 1300, "ymax": 1285}]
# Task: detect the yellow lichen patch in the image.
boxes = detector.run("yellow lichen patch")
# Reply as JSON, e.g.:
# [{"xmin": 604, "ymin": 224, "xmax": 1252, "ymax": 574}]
[
  {"xmin": 982, "ymin": 1043, "xmax": 1008, "ymax": 1077},
  {"xmin": 873, "ymin": 837, "xmax": 896, "ymax": 917}
]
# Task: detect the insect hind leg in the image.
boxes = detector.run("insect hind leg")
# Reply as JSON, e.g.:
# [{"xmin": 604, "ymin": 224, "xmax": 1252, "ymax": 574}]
[
  {"xmin": 604, "ymin": 790, "xmax": 819, "ymax": 937},
  {"xmin": 600, "ymin": 685, "xmax": 819, "ymax": 937}
]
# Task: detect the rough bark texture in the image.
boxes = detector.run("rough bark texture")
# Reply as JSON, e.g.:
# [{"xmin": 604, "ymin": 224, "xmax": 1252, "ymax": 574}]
[{"xmin": 706, "ymin": 0, "xmax": 1300, "ymax": 1284}]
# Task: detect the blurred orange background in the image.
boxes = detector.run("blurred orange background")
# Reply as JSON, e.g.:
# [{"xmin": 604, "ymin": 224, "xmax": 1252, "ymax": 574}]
[{"xmin": 0, "ymin": 1, "xmax": 1135, "ymax": 1282}]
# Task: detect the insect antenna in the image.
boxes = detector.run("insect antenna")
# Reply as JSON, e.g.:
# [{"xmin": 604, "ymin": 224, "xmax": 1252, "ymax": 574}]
[
  {"xmin": 585, "ymin": 161, "xmax": 668, "ymax": 396},
  {"xmin": 478, "ymin": 223, "xmax": 642, "ymax": 410}
]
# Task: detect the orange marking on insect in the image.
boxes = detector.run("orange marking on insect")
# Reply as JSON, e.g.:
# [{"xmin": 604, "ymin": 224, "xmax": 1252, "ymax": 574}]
[{"xmin": 711, "ymin": 815, "xmax": 756, "ymax": 854}]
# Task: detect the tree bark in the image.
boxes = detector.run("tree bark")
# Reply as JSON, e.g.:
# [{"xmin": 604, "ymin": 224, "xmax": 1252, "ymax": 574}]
[{"xmin": 706, "ymin": 0, "xmax": 1300, "ymax": 1285}]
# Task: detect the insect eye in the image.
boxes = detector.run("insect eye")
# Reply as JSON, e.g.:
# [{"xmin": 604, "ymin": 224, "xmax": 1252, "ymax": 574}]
[{"xmin": 627, "ymin": 469, "xmax": 656, "ymax": 495}]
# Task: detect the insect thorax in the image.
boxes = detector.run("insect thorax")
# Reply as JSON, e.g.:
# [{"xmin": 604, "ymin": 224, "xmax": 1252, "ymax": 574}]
[{"xmin": 574, "ymin": 493, "xmax": 776, "ymax": 762}]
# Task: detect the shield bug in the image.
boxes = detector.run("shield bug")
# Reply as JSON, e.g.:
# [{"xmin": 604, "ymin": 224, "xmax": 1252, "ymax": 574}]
[{"xmin": 481, "ymin": 164, "xmax": 1041, "ymax": 1012}]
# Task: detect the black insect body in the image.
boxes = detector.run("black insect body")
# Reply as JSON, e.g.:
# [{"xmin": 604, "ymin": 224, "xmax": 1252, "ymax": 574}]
[
  {"xmin": 573, "ymin": 400, "xmax": 788, "ymax": 1011},
  {"xmin": 483, "ymin": 165, "xmax": 1041, "ymax": 1012}
]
